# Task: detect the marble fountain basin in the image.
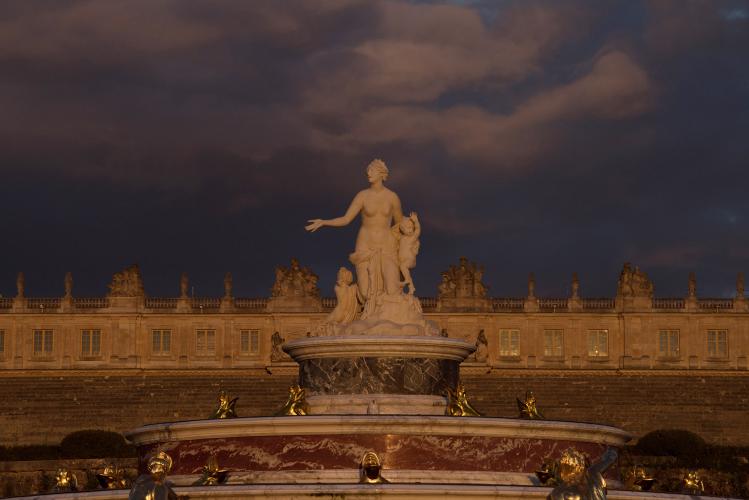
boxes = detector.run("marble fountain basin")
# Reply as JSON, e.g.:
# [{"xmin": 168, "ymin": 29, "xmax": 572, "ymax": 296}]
[
  {"xmin": 125, "ymin": 415, "xmax": 630, "ymax": 487},
  {"xmin": 13, "ymin": 483, "xmax": 741, "ymax": 499}
]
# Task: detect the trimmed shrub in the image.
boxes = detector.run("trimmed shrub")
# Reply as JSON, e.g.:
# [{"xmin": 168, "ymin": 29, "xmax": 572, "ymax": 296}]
[
  {"xmin": 60, "ymin": 430, "xmax": 136, "ymax": 458},
  {"xmin": 635, "ymin": 429, "xmax": 706, "ymax": 458}
]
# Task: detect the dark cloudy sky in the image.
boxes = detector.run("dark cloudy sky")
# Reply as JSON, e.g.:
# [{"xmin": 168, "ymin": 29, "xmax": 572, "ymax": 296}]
[{"xmin": 0, "ymin": 0, "xmax": 747, "ymax": 299}]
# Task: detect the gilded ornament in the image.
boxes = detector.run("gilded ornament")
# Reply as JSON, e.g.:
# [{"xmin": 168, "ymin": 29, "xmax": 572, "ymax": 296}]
[
  {"xmin": 445, "ymin": 382, "xmax": 481, "ymax": 417},
  {"xmin": 517, "ymin": 391, "xmax": 545, "ymax": 420},
  {"xmin": 625, "ymin": 465, "xmax": 655, "ymax": 492},
  {"xmin": 96, "ymin": 463, "xmax": 128, "ymax": 489},
  {"xmin": 129, "ymin": 451, "xmax": 180, "ymax": 500},
  {"xmin": 547, "ymin": 447, "xmax": 617, "ymax": 500},
  {"xmin": 193, "ymin": 455, "xmax": 228, "ymax": 486},
  {"xmin": 359, "ymin": 451, "xmax": 388, "ymax": 484},
  {"xmin": 276, "ymin": 384, "xmax": 309, "ymax": 416},
  {"xmin": 53, "ymin": 468, "xmax": 78, "ymax": 492},
  {"xmin": 210, "ymin": 390, "xmax": 238, "ymax": 419},
  {"xmin": 682, "ymin": 471, "xmax": 704, "ymax": 495}
]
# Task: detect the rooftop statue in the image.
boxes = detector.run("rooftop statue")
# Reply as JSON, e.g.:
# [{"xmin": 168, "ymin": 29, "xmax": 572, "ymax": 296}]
[
  {"xmin": 306, "ymin": 159, "xmax": 436, "ymax": 335},
  {"xmin": 438, "ymin": 257, "xmax": 488, "ymax": 299},
  {"xmin": 617, "ymin": 263, "xmax": 653, "ymax": 298},
  {"xmin": 108, "ymin": 264, "xmax": 145, "ymax": 297},
  {"xmin": 271, "ymin": 258, "xmax": 320, "ymax": 298}
]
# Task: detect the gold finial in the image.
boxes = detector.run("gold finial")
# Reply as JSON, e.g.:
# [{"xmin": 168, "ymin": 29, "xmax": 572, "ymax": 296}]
[
  {"xmin": 210, "ymin": 390, "xmax": 239, "ymax": 419},
  {"xmin": 517, "ymin": 391, "xmax": 545, "ymax": 419},
  {"xmin": 53, "ymin": 468, "xmax": 78, "ymax": 492},
  {"xmin": 193, "ymin": 454, "xmax": 228, "ymax": 486},
  {"xmin": 360, "ymin": 451, "xmax": 388, "ymax": 484},
  {"xmin": 96, "ymin": 463, "xmax": 128, "ymax": 489},
  {"xmin": 445, "ymin": 381, "xmax": 481, "ymax": 417},
  {"xmin": 276, "ymin": 384, "xmax": 309, "ymax": 416}
]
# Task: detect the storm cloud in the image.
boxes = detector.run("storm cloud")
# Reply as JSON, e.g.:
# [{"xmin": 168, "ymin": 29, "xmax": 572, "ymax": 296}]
[{"xmin": 0, "ymin": 0, "xmax": 747, "ymax": 299}]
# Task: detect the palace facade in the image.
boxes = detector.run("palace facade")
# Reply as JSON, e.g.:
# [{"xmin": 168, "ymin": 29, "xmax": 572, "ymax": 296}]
[
  {"xmin": 1, "ymin": 260, "xmax": 747, "ymax": 372},
  {"xmin": 1, "ymin": 259, "xmax": 748, "ymax": 447}
]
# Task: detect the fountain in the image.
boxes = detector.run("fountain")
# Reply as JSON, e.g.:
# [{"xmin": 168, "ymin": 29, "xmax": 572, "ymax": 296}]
[{"xmin": 16, "ymin": 160, "xmax": 737, "ymax": 499}]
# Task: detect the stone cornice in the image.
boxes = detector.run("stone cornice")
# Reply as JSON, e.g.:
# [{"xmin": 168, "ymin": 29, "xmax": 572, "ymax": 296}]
[{"xmin": 284, "ymin": 335, "xmax": 475, "ymax": 361}]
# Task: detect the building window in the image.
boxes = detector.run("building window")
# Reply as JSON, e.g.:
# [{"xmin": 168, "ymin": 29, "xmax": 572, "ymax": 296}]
[
  {"xmin": 152, "ymin": 329, "xmax": 171, "ymax": 355},
  {"xmin": 240, "ymin": 329, "xmax": 259, "ymax": 354},
  {"xmin": 658, "ymin": 330, "xmax": 680, "ymax": 358},
  {"xmin": 587, "ymin": 329, "xmax": 609, "ymax": 358},
  {"xmin": 499, "ymin": 329, "xmax": 519, "ymax": 357},
  {"xmin": 81, "ymin": 329, "xmax": 101, "ymax": 357},
  {"xmin": 707, "ymin": 329, "xmax": 728, "ymax": 359},
  {"xmin": 33, "ymin": 329, "xmax": 53, "ymax": 355},
  {"xmin": 196, "ymin": 329, "xmax": 216, "ymax": 354},
  {"xmin": 543, "ymin": 329, "xmax": 563, "ymax": 358},
  {"xmin": 0, "ymin": 330, "xmax": 4, "ymax": 354}
]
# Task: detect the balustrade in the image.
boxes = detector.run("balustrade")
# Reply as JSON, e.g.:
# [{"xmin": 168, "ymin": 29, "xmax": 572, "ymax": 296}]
[
  {"xmin": 145, "ymin": 297, "xmax": 178, "ymax": 309},
  {"xmin": 698, "ymin": 298, "xmax": 734, "ymax": 310},
  {"xmin": 492, "ymin": 298, "xmax": 524, "ymax": 311},
  {"xmin": 539, "ymin": 298, "xmax": 568, "ymax": 311},
  {"xmin": 235, "ymin": 297, "xmax": 269, "ymax": 309},
  {"xmin": 73, "ymin": 297, "xmax": 109, "ymax": 309},
  {"xmin": 582, "ymin": 298, "xmax": 615, "ymax": 310},
  {"xmin": 652, "ymin": 298, "xmax": 685, "ymax": 309}
]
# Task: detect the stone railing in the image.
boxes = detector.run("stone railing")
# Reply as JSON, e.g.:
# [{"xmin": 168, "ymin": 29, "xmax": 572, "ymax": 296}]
[
  {"xmin": 582, "ymin": 298, "xmax": 616, "ymax": 310},
  {"xmin": 73, "ymin": 297, "xmax": 109, "ymax": 309},
  {"xmin": 653, "ymin": 298, "xmax": 685, "ymax": 309},
  {"xmin": 145, "ymin": 297, "xmax": 178, "ymax": 309},
  {"xmin": 191, "ymin": 297, "xmax": 221, "ymax": 310},
  {"xmin": 0, "ymin": 297, "xmax": 12, "ymax": 309},
  {"xmin": 26, "ymin": 298, "xmax": 61, "ymax": 311},
  {"xmin": 235, "ymin": 297, "xmax": 269, "ymax": 310},
  {"xmin": 492, "ymin": 298, "xmax": 524, "ymax": 311},
  {"xmin": 699, "ymin": 298, "xmax": 734, "ymax": 310},
  {"xmin": 539, "ymin": 298, "xmax": 568, "ymax": 311},
  {"xmin": 420, "ymin": 297, "xmax": 437, "ymax": 310},
  {"xmin": 321, "ymin": 297, "xmax": 336, "ymax": 310}
]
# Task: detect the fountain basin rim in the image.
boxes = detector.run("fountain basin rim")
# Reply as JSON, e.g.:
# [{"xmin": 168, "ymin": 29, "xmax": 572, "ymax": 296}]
[
  {"xmin": 12, "ymin": 483, "xmax": 729, "ymax": 500},
  {"xmin": 125, "ymin": 415, "xmax": 631, "ymax": 447},
  {"xmin": 283, "ymin": 335, "xmax": 475, "ymax": 361}
]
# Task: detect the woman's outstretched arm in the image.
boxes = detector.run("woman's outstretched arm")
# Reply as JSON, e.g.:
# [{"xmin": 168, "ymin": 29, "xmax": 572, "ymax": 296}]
[{"xmin": 306, "ymin": 191, "xmax": 364, "ymax": 232}]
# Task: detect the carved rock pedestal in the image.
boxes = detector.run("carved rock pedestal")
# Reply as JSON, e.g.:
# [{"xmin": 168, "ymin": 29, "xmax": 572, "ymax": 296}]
[{"xmin": 283, "ymin": 336, "xmax": 474, "ymax": 415}]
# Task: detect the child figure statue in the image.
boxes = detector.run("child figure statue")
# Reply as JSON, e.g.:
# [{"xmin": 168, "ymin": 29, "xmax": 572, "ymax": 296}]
[{"xmin": 395, "ymin": 212, "xmax": 421, "ymax": 295}]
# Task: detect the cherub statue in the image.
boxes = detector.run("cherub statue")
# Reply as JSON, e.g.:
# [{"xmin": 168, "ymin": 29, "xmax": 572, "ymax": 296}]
[
  {"xmin": 517, "ymin": 391, "xmax": 545, "ymax": 420},
  {"xmin": 276, "ymin": 384, "xmax": 309, "ymax": 416},
  {"xmin": 359, "ymin": 451, "xmax": 388, "ymax": 484},
  {"xmin": 321, "ymin": 267, "xmax": 360, "ymax": 334},
  {"xmin": 129, "ymin": 451, "xmax": 180, "ymax": 500},
  {"xmin": 210, "ymin": 390, "xmax": 238, "ymax": 419},
  {"xmin": 548, "ymin": 447, "xmax": 618, "ymax": 500},
  {"xmin": 53, "ymin": 468, "xmax": 77, "ymax": 492},
  {"xmin": 445, "ymin": 381, "xmax": 481, "ymax": 417},
  {"xmin": 96, "ymin": 463, "xmax": 128, "ymax": 489},
  {"xmin": 394, "ymin": 212, "xmax": 421, "ymax": 295},
  {"xmin": 193, "ymin": 455, "xmax": 228, "ymax": 486}
]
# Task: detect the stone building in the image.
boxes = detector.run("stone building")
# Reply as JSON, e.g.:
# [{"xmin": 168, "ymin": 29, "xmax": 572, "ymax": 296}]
[{"xmin": 1, "ymin": 260, "xmax": 748, "ymax": 446}]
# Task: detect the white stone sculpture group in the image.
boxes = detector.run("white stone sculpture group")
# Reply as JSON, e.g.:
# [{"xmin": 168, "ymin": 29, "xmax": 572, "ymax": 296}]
[{"xmin": 306, "ymin": 159, "xmax": 436, "ymax": 336}]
